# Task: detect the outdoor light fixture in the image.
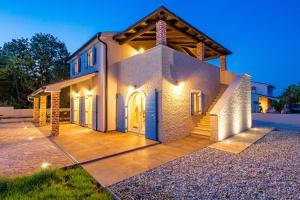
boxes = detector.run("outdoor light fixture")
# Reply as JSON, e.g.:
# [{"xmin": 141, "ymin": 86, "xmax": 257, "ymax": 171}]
[
  {"xmin": 139, "ymin": 48, "xmax": 144, "ymax": 53},
  {"xmin": 172, "ymin": 81, "xmax": 184, "ymax": 95},
  {"xmin": 41, "ymin": 162, "xmax": 50, "ymax": 169},
  {"xmin": 28, "ymin": 136, "xmax": 33, "ymax": 140}
]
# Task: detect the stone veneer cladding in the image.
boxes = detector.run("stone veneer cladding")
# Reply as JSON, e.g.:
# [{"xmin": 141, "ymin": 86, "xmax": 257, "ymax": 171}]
[
  {"xmin": 33, "ymin": 97, "xmax": 39, "ymax": 123},
  {"xmin": 156, "ymin": 20, "xmax": 167, "ymax": 45},
  {"xmin": 115, "ymin": 45, "xmax": 220, "ymax": 143},
  {"xmin": 39, "ymin": 96, "xmax": 47, "ymax": 126},
  {"xmin": 210, "ymin": 75, "xmax": 252, "ymax": 141},
  {"xmin": 50, "ymin": 92, "xmax": 60, "ymax": 136}
]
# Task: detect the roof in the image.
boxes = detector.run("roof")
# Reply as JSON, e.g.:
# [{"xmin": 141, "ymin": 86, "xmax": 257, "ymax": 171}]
[
  {"xmin": 28, "ymin": 72, "xmax": 97, "ymax": 97},
  {"xmin": 252, "ymin": 81, "xmax": 276, "ymax": 88},
  {"xmin": 68, "ymin": 33, "xmax": 101, "ymax": 62},
  {"xmin": 113, "ymin": 6, "xmax": 232, "ymax": 60}
]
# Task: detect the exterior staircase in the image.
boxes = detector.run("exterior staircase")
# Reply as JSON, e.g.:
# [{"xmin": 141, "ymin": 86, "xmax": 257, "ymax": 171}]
[{"xmin": 191, "ymin": 84, "xmax": 227, "ymax": 137}]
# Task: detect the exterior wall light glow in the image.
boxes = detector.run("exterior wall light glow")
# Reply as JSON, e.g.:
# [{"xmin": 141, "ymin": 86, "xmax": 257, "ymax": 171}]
[
  {"xmin": 84, "ymin": 89, "xmax": 93, "ymax": 96},
  {"xmin": 41, "ymin": 162, "xmax": 51, "ymax": 169},
  {"xmin": 173, "ymin": 81, "xmax": 184, "ymax": 95},
  {"xmin": 139, "ymin": 48, "xmax": 144, "ymax": 53}
]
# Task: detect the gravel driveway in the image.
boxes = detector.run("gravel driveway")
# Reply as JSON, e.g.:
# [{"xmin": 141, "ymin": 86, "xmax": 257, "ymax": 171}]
[{"xmin": 109, "ymin": 130, "xmax": 300, "ymax": 199}]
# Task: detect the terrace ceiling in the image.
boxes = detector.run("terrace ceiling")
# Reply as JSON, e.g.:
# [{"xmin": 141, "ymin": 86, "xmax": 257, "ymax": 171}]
[{"xmin": 113, "ymin": 6, "xmax": 232, "ymax": 60}]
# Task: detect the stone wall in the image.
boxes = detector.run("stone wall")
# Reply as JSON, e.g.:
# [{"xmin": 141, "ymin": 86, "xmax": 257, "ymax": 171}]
[
  {"xmin": 161, "ymin": 46, "xmax": 220, "ymax": 142},
  {"xmin": 0, "ymin": 107, "xmax": 33, "ymax": 118},
  {"xmin": 210, "ymin": 75, "xmax": 252, "ymax": 141},
  {"xmin": 115, "ymin": 45, "xmax": 221, "ymax": 142}
]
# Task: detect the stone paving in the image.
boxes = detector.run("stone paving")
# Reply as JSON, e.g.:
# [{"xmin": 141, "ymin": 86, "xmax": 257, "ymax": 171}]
[{"xmin": 0, "ymin": 119, "xmax": 73, "ymax": 177}]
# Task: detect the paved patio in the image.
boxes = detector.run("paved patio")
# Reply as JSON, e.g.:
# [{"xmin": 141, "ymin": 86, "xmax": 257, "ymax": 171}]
[
  {"xmin": 83, "ymin": 135, "xmax": 212, "ymax": 186},
  {"xmin": 0, "ymin": 119, "xmax": 73, "ymax": 177},
  {"xmin": 38, "ymin": 123, "xmax": 158, "ymax": 163}
]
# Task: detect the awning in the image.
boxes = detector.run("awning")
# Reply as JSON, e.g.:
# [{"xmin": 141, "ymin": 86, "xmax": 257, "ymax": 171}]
[{"xmin": 28, "ymin": 72, "xmax": 97, "ymax": 98}]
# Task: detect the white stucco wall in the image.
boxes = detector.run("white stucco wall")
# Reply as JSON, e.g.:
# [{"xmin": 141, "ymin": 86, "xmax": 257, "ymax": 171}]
[{"xmin": 210, "ymin": 75, "xmax": 252, "ymax": 141}]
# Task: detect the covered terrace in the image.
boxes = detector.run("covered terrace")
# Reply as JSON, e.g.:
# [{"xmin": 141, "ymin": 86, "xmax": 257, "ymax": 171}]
[{"xmin": 28, "ymin": 72, "xmax": 97, "ymax": 136}]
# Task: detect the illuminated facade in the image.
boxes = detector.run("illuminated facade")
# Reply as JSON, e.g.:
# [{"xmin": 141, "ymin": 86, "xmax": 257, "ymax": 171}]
[
  {"xmin": 28, "ymin": 6, "xmax": 251, "ymax": 142},
  {"xmin": 251, "ymin": 81, "xmax": 277, "ymax": 113}
]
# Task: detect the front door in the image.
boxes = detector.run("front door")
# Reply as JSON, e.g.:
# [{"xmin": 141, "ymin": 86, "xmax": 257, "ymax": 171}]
[
  {"xmin": 85, "ymin": 95, "xmax": 93, "ymax": 128},
  {"xmin": 73, "ymin": 97, "xmax": 80, "ymax": 124},
  {"xmin": 128, "ymin": 92, "xmax": 145, "ymax": 134}
]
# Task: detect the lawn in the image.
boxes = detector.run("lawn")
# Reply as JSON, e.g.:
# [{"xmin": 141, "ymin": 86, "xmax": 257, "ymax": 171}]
[{"xmin": 0, "ymin": 166, "xmax": 113, "ymax": 200}]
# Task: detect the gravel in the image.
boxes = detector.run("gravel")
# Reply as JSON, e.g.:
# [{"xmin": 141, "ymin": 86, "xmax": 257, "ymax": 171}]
[{"xmin": 109, "ymin": 130, "xmax": 300, "ymax": 200}]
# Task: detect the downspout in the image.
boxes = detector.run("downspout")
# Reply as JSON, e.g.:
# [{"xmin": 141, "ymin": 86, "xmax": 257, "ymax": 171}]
[{"xmin": 97, "ymin": 32, "xmax": 108, "ymax": 132}]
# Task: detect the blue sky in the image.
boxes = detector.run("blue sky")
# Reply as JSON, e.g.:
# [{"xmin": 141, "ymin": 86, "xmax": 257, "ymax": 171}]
[{"xmin": 1, "ymin": 0, "xmax": 299, "ymax": 95}]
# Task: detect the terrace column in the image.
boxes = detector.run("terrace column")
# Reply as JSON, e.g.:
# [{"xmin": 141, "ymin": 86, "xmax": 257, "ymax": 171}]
[
  {"xmin": 39, "ymin": 96, "xmax": 47, "ymax": 126},
  {"xmin": 196, "ymin": 42, "xmax": 205, "ymax": 61},
  {"xmin": 50, "ymin": 91, "xmax": 60, "ymax": 136},
  {"xmin": 220, "ymin": 55, "xmax": 227, "ymax": 71},
  {"xmin": 156, "ymin": 20, "xmax": 167, "ymax": 45},
  {"xmin": 33, "ymin": 97, "xmax": 39, "ymax": 123}
]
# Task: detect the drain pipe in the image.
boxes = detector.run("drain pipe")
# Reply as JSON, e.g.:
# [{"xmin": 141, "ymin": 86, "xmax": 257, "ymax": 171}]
[{"xmin": 97, "ymin": 32, "xmax": 108, "ymax": 132}]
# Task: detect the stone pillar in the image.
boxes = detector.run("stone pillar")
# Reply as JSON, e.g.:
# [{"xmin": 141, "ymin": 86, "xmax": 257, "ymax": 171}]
[
  {"xmin": 50, "ymin": 91, "xmax": 60, "ymax": 136},
  {"xmin": 156, "ymin": 20, "xmax": 167, "ymax": 45},
  {"xmin": 220, "ymin": 55, "xmax": 227, "ymax": 71},
  {"xmin": 33, "ymin": 97, "xmax": 39, "ymax": 123},
  {"xmin": 39, "ymin": 96, "xmax": 47, "ymax": 126},
  {"xmin": 196, "ymin": 42, "xmax": 205, "ymax": 61}
]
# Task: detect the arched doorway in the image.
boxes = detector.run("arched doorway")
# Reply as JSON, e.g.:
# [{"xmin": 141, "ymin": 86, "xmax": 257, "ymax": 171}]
[{"xmin": 127, "ymin": 91, "xmax": 146, "ymax": 134}]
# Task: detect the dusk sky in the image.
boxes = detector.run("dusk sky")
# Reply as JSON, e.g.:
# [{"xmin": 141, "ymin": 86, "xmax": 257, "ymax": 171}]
[{"xmin": 1, "ymin": 0, "xmax": 299, "ymax": 95}]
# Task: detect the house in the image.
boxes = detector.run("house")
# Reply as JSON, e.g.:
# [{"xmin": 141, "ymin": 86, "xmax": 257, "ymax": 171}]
[
  {"xmin": 251, "ymin": 81, "xmax": 277, "ymax": 113},
  {"xmin": 28, "ymin": 6, "xmax": 252, "ymax": 142}
]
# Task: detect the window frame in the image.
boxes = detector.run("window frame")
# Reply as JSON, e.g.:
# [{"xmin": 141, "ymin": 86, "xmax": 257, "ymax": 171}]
[{"xmin": 191, "ymin": 90, "xmax": 203, "ymax": 115}]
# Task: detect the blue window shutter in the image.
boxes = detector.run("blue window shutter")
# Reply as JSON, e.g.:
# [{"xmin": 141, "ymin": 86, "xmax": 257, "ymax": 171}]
[
  {"xmin": 71, "ymin": 61, "xmax": 75, "ymax": 75},
  {"xmin": 84, "ymin": 53, "xmax": 88, "ymax": 68},
  {"xmin": 70, "ymin": 97, "xmax": 74, "ymax": 123},
  {"xmin": 191, "ymin": 92, "xmax": 195, "ymax": 115},
  {"xmin": 92, "ymin": 47, "xmax": 97, "ymax": 65},
  {"xmin": 145, "ymin": 89, "xmax": 158, "ymax": 141},
  {"xmin": 116, "ymin": 93, "xmax": 125, "ymax": 132},
  {"xmin": 92, "ymin": 95, "xmax": 98, "ymax": 130},
  {"xmin": 78, "ymin": 57, "xmax": 82, "ymax": 72}
]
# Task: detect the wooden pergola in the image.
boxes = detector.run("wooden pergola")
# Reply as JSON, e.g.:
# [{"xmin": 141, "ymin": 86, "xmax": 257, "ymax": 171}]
[{"xmin": 113, "ymin": 6, "xmax": 232, "ymax": 61}]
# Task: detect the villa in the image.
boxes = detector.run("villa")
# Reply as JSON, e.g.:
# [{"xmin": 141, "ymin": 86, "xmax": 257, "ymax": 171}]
[
  {"xmin": 251, "ymin": 81, "xmax": 277, "ymax": 113},
  {"xmin": 28, "ymin": 6, "xmax": 251, "ymax": 143}
]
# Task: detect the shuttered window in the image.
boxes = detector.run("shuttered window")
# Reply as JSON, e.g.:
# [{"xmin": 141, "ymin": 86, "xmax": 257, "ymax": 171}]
[
  {"xmin": 191, "ymin": 91, "xmax": 203, "ymax": 115},
  {"xmin": 74, "ymin": 59, "xmax": 79, "ymax": 74}
]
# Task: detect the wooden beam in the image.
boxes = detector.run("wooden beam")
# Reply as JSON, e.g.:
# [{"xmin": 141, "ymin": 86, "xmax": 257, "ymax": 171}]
[
  {"xmin": 166, "ymin": 21, "xmax": 199, "ymax": 43},
  {"xmin": 118, "ymin": 21, "xmax": 156, "ymax": 44},
  {"xmin": 182, "ymin": 46, "xmax": 196, "ymax": 57}
]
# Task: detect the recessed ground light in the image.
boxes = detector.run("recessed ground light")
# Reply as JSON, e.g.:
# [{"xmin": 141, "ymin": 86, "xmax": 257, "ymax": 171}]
[
  {"xmin": 28, "ymin": 137, "xmax": 33, "ymax": 140},
  {"xmin": 24, "ymin": 126, "xmax": 28, "ymax": 129}
]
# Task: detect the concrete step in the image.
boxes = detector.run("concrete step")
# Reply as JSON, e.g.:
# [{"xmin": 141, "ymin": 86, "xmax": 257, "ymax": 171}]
[
  {"xmin": 197, "ymin": 121, "xmax": 210, "ymax": 126},
  {"xmin": 191, "ymin": 130, "xmax": 211, "ymax": 137},
  {"xmin": 193, "ymin": 126, "xmax": 211, "ymax": 131}
]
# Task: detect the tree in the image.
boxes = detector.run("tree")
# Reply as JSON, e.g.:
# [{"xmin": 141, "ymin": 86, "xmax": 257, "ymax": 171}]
[
  {"xmin": 271, "ymin": 83, "xmax": 300, "ymax": 112},
  {"xmin": 0, "ymin": 33, "xmax": 69, "ymax": 108}
]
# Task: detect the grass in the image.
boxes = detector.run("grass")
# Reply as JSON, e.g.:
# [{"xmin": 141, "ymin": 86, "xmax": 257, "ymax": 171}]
[{"xmin": 0, "ymin": 166, "xmax": 113, "ymax": 200}]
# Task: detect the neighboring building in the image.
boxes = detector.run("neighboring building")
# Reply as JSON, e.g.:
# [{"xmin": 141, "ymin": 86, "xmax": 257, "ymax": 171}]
[
  {"xmin": 28, "ymin": 6, "xmax": 252, "ymax": 142},
  {"xmin": 251, "ymin": 81, "xmax": 277, "ymax": 113}
]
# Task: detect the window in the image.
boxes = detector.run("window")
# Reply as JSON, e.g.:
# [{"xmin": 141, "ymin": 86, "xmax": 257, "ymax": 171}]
[
  {"xmin": 87, "ymin": 47, "xmax": 97, "ymax": 67},
  {"xmin": 74, "ymin": 59, "xmax": 79, "ymax": 74},
  {"xmin": 191, "ymin": 91, "xmax": 203, "ymax": 115},
  {"xmin": 267, "ymin": 86, "xmax": 273, "ymax": 96},
  {"xmin": 251, "ymin": 86, "xmax": 256, "ymax": 93},
  {"xmin": 88, "ymin": 49, "xmax": 93, "ymax": 67}
]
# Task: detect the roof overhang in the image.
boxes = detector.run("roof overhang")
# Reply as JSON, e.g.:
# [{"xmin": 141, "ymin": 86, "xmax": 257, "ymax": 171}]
[
  {"xmin": 28, "ymin": 72, "xmax": 97, "ymax": 98},
  {"xmin": 113, "ymin": 6, "xmax": 232, "ymax": 60}
]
